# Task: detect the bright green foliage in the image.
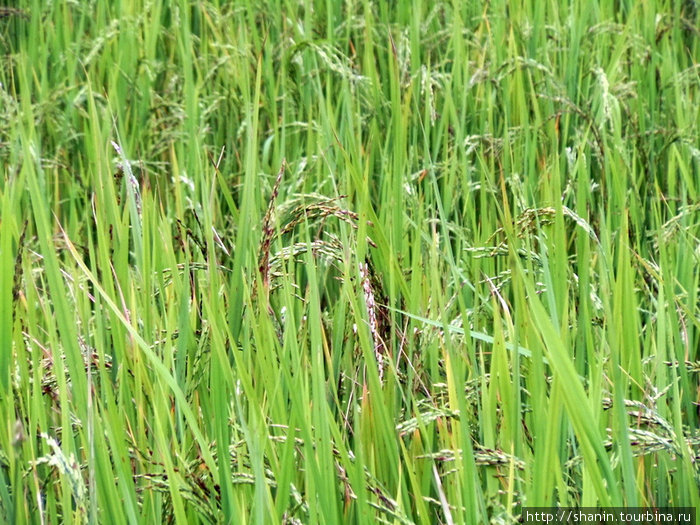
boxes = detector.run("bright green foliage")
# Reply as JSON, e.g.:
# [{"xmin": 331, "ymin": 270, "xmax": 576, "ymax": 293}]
[{"xmin": 0, "ymin": 1, "xmax": 698, "ymax": 523}]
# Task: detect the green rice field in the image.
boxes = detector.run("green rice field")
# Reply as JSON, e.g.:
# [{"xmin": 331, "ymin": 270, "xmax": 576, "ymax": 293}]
[{"xmin": 0, "ymin": 1, "xmax": 699, "ymax": 523}]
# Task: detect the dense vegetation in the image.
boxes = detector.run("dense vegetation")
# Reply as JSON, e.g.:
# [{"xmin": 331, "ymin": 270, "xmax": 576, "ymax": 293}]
[{"xmin": 1, "ymin": 1, "xmax": 698, "ymax": 523}]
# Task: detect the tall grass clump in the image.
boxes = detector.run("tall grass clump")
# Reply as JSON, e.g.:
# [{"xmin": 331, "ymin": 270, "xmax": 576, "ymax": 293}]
[{"xmin": 0, "ymin": 0, "xmax": 698, "ymax": 523}]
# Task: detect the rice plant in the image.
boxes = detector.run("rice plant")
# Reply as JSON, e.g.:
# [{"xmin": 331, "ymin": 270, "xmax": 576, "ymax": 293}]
[{"xmin": 0, "ymin": 1, "xmax": 698, "ymax": 523}]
